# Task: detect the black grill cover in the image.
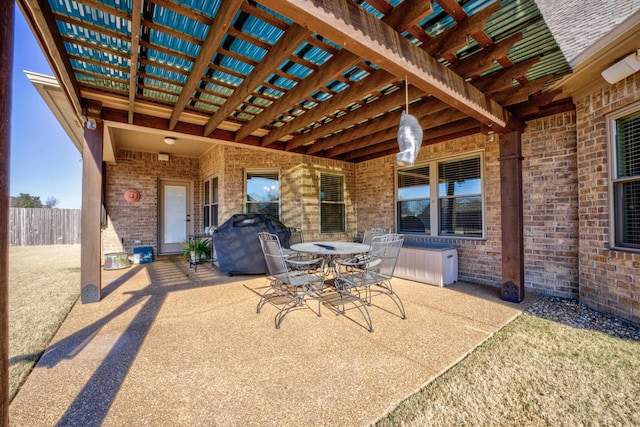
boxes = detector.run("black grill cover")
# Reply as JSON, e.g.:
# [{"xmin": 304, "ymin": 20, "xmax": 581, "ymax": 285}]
[{"xmin": 212, "ymin": 214, "xmax": 290, "ymax": 275}]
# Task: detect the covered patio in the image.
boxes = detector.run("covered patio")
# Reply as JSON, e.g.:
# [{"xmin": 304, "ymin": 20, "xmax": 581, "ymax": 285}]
[
  {"xmin": 2, "ymin": 0, "xmax": 639, "ymax": 423},
  {"xmin": 9, "ymin": 259, "xmax": 534, "ymax": 426}
]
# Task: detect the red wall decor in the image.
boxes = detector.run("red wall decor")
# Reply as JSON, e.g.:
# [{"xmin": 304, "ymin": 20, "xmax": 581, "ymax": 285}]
[{"xmin": 123, "ymin": 188, "xmax": 141, "ymax": 203}]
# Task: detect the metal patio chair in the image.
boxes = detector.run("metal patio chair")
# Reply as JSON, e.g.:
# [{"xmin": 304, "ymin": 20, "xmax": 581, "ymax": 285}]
[
  {"xmin": 339, "ymin": 227, "xmax": 388, "ymax": 272},
  {"xmin": 257, "ymin": 232, "xmax": 325, "ymax": 329},
  {"xmin": 334, "ymin": 233, "xmax": 406, "ymax": 332},
  {"xmin": 281, "ymin": 227, "xmax": 306, "ymax": 261}
]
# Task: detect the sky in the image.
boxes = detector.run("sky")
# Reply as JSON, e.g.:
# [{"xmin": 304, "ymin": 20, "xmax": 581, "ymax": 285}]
[{"xmin": 10, "ymin": 7, "xmax": 83, "ymax": 209}]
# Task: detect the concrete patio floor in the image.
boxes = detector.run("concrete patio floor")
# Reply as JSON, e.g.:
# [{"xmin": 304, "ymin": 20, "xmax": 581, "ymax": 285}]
[{"xmin": 10, "ymin": 257, "xmax": 535, "ymax": 426}]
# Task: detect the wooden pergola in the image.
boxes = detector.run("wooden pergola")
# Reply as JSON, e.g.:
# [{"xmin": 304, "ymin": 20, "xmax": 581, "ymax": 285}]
[{"xmin": 2, "ymin": 0, "xmax": 577, "ymax": 419}]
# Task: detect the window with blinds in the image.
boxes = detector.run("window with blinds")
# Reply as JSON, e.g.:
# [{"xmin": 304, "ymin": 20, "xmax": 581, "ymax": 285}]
[
  {"xmin": 320, "ymin": 173, "xmax": 345, "ymax": 233},
  {"xmin": 438, "ymin": 157, "xmax": 482, "ymax": 237},
  {"xmin": 246, "ymin": 171, "xmax": 280, "ymax": 219},
  {"xmin": 612, "ymin": 108, "xmax": 640, "ymax": 249},
  {"xmin": 396, "ymin": 154, "xmax": 484, "ymax": 238},
  {"xmin": 397, "ymin": 166, "xmax": 430, "ymax": 233},
  {"xmin": 203, "ymin": 176, "xmax": 219, "ymax": 231}
]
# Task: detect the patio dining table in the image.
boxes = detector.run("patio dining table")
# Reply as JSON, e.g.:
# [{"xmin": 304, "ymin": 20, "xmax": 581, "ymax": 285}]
[{"xmin": 290, "ymin": 241, "xmax": 370, "ymax": 277}]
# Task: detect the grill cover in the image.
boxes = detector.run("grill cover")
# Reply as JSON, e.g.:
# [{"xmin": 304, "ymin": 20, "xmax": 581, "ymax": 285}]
[{"xmin": 213, "ymin": 214, "xmax": 290, "ymax": 275}]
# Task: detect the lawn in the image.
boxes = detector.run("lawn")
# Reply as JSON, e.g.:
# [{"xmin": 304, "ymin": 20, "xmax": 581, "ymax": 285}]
[
  {"xmin": 8, "ymin": 245, "xmax": 81, "ymax": 401},
  {"xmin": 377, "ymin": 302, "xmax": 640, "ymax": 426}
]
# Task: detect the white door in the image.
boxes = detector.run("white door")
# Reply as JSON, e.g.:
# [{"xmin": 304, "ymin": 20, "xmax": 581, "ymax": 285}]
[{"xmin": 159, "ymin": 180, "xmax": 191, "ymax": 254}]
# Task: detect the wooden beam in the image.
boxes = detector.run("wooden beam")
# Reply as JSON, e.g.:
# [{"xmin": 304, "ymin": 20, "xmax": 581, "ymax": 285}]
[
  {"xmin": 499, "ymin": 131, "xmax": 525, "ymax": 303},
  {"xmin": 383, "ymin": 0, "xmax": 432, "ymax": 33},
  {"xmin": 474, "ymin": 57, "xmax": 541, "ymax": 94},
  {"xmin": 234, "ymin": 48, "xmax": 361, "ymax": 141},
  {"xmin": 238, "ymin": 0, "xmax": 430, "ymax": 144},
  {"xmin": 305, "ymin": 95, "xmax": 450, "ymax": 154},
  {"xmin": 263, "ymin": 69, "xmax": 399, "ymax": 146},
  {"xmin": 326, "ymin": 107, "xmax": 468, "ymax": 157},
  {"xmin": 203, "ymin": 24, "xmax": 311, "ymax": 136},
  {"xmin": 451, "ymin": 33, "xmax": 523, "ymax": 78},
  {"xmin": 0, "ymin": 1, "xmax": 13, "ymax": 422},
  {"xmin": 295, "ymin": 85, "xmax": 425, "ymax": 151},
  {"xmin": 81, "ymin": 114, "xmax": 104, "ymax": 304},
  {"xmin": 344, "ymin": 119, "xmax": 481, "ymax": 162},
  {"xmin": 168, "ymin": 0, "xmax": 244, "ymax": 130},
  {"xmin": 494, "ymin": 76, "xmax": 555, "ymax": 106},
  {"xmin": 259, "ymin": 0, "xmax": 518, "ymax": 133},
  {"xmin": 422, "ymin": 1, "xmax": 500, "ymax": 59},
  {"xmin": 127, "ymin": 0, "xmax": 142, "ymax": 124}
]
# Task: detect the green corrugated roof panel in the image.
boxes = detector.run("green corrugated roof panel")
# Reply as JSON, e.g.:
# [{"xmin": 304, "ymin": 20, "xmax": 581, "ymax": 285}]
[
  {"xmin": 70, "ymin": 59, "xmax": 128, "ymax": 79},
  {"xmin": 77, "ymin": 75, "xmax": 128, "ymax": 93},
  {"xmin": 146, "ymin": 50, "xmax": 192, "ymax": 73},
  {"xmin": 144, "ymin": 65, "xmax": 186, "ymax": 84},
  {"xmin": 143, "ymin": 79, "xmax": 182, "ymax": 95},
  {"xmin": 192, "ymin": 101, "xmax": 218, "ymax": 113},
  {"xmin": 204, "ymin": 82, "xmax": 233, "ymax": 98},
  {"xmin": 65, "ymin": 42, "xmax": 130, "ymax": 68},
  {"xmin": 142, "ymin": 88, "xmax": 179, "ymax": 103}
]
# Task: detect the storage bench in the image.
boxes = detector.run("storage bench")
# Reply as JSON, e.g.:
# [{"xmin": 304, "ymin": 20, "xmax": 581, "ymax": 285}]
[{"xmin": 394, "ymin": 242, "xmax": 458, "ymax": 287}]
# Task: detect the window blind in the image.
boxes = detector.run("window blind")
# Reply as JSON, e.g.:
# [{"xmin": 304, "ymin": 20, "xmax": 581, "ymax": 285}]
[{"xmin": 320, "ymin": 174, "xmax": 345, "ymax": 233}]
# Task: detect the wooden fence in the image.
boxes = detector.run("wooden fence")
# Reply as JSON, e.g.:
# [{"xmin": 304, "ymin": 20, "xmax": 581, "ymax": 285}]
[{"xmin": 9, "ymin": 208, "xmax": 81, "ymax": 246}]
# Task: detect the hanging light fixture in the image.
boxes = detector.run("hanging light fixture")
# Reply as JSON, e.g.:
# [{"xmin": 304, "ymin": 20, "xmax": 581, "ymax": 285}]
[
  {"xmin": 164, "ymin": 137, "xmax": 176, "ymax": 145},
  {"xmin": 396, "ymin": 78, "xmax": 423, "ymax": 166}
]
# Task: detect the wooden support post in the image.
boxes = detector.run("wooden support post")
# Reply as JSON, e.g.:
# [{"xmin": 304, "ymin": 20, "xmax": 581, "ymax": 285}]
[
  {"xmin": 0, "ymin": 1, "xmax": 14, "ymax": 423},
  {"xmin": 81, "ymin": 117, "xmax": 104, "ymax": 303},
  {"xmin": 499, "ymin": 131, "xmax": 525, "ymax": 303}
]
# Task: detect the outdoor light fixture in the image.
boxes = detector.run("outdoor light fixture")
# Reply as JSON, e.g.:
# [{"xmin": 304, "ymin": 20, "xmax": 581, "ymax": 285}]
[
  {"xmin": 601, "ymin": 49, "xmax": 640, "ymax": 84},
  {"xmin": 85, "ymin": 118, "xmax": 97, "ymax": 130},
  {"xmin": 164, "ymin": 136, "xmax": 176, "ymax": 145},
  {"xmin": 396, "ymin": 79, "xmax": 423, "ymax": 166}
]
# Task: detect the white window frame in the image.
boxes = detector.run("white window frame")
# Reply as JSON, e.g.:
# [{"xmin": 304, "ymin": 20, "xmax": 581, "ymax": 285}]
[
  {"xmin": 202, "ymin": 175, "xmax": 219, "ymax": 231},
  {"xmin": 607, "ymin": 101, "xmax": 640, "ymax": 251},
  {"xmin": 245, "ymin": 169, "xmax": 281, "ymax": 219},
  {"xmin": 319, "ymin": 172, "xmax": 346, "ymax": 234},
  {"xmin": 395, "ymin": 151, "xmax": 485, "ymax": 239}
]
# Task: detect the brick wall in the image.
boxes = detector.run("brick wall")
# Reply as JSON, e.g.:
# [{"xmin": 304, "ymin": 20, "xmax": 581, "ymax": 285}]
[
  {"xmin": 356, "ymin": 119, "xmax": 582, "ymax": 297},
  {"xmin": 356, "ymin": 133, "xmax": 505, "ymax": 286},
  {"xmin": 201, "ymin": 144, "xmax": 357, "ymax": 241},
  {"xmin": 522, "ymin": 111, "xmax": 580, "ymax": 298},
  {"xmin": 104, "ymin": 145, "xmax": 358, "ymax": 256},
  {"xmin": 102, "ymin": 150, "xmax": 199, "ymax": 256},
  {"xmin": 575, "ymin": 71, "xmax": 640, "ymax": 324}
]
